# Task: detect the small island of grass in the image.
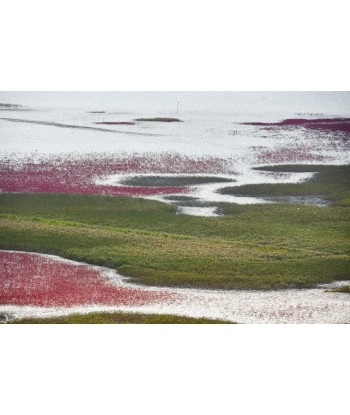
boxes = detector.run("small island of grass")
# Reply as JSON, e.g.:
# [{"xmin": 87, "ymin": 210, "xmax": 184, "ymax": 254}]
[
  {"xmin": 325, "ymin": 285, "xmax": 350, "ymax": 294},
  {"xmin": 120, "ymin": 175, "xmax": 234, "ymax": 187},
  {"xmin": 8, "ymin": 311, "xmax": 232, "ymax": 324}
]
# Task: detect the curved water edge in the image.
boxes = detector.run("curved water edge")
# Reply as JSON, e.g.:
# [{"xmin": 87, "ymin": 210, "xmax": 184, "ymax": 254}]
[
  {"xmin": 95, "ymin": 169, "xmax": 317, "ymax": 216},
  {"xmin": 1, "ymin": 250, "xmax": 349, "ymax": 324}
]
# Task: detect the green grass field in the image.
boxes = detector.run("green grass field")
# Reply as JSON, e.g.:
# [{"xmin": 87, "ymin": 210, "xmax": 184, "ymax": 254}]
[
  {"xmin": 0, "ymin": 164, "xmax": 349, "ymax": 290},
  {"xmin": 7, "ymin": 312, "xmax": 231, "ymax": 324}
]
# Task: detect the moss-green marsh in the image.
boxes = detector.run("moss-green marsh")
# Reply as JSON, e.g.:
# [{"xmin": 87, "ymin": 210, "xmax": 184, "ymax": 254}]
[
  {"xmin": 219, "ymin": 165, "xmax": 350, "ymax": 206},
  {"xmin": 8, "ymin": 312, "xmax": 230, "ymax": 324},
  {"xmin": 120, "ymin": 175, "xmax": 234, "ymax": 187},
  {"xmin": 325, "ymin": 285, "xmax": 350, "ymax": 294},
  {"xmin": 0, "ymin": 165, "xmax": 349, "ymax": 290}
]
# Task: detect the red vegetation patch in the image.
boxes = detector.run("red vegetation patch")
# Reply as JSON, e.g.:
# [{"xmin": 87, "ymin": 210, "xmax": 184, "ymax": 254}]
[
  {"xmin": 0, "ymin": 153, "xmax": 235, "ymax": 196},
  {"xmin": 0, "ymin": 251, "xmax": 170, "ymax": 307},
  {"xmin": 306, "ymin": 123, "xmax": 350, "ymax": 133},
  {"xmin": 243, "ymin": 118, "xmax": 350, "ymax": 135},
  {"xmin": 242, "ymin": 117, "xmax": 350, "ymax": 128},
  {"xmin": 253, "ymin": 146, "xmax": 331, "ymax": 164}
]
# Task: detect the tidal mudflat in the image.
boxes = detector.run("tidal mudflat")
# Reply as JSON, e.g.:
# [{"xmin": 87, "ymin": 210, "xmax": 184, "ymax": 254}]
[{"xmin": 1, "ymin": 92, "xmax": 349, "ymax": 323}]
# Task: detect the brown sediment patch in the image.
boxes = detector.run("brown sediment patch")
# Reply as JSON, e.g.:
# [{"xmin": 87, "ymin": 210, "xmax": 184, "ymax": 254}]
[
  {"xmin": 94, "ymin": 121, "xmax": 136, "ymax": 125},
  {"xmin": 325, "ymin": 285, "xmax": 350, "ymax": 294},
  {"xmin": 134, "ymin": 117, "xmax": 183, "ymax": 122}
]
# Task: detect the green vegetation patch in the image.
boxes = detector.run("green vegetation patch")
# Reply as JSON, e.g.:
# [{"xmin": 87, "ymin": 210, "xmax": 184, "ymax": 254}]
[
  {"xmin": 325, "ymin": 285, "xmax": 350, "ymax": 294},
  {"xmin": 121, "ymin": 175, "xmax": 234, "ymax": 187},
  {"xmin": 0, "ymin": 189, "xmax": 349, "ymax": 289},
  {"xmin": 8, "ymin": 312, "xmax": 231, "ymax": 324},
  {"xmin": 218, "ymin": 165, "xmax": 350, "ymax": 206}
]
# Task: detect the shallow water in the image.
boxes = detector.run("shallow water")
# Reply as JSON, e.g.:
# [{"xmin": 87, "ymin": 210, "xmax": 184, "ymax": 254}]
[
  {"xmin": 177, "ymin": 206, "xmax": 220, "ymax": 217},
  {"xmin": 1, "ymin": 92, "xmax": 349, "ymax": 158},
  {"xmin": 95, "ymin": 170, "xmax": 318, "ymax": 211},
  {"xmin": 1, "ymin": 92, "xmax": 349, "ymax": 216}
]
